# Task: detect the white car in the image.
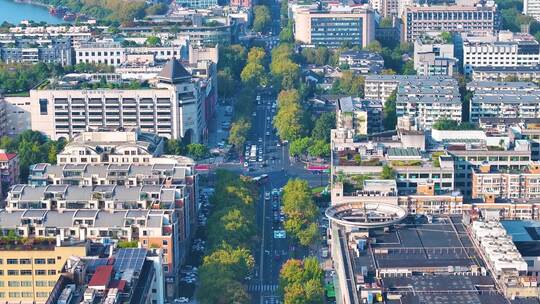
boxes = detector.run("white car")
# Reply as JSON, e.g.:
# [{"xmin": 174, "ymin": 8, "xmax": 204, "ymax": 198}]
[
  {"xmin": 243, "ymin": 162, "xmax": 249, "ymax": 167},
  {"xmin": 174, "ymin": 298, "xmax": 190, "ymax": 304},
  {"xmin": 266, "ymin": 131, "xmax": 270, "ymax": 136},
  {"xmin": 252, "ymin": 112, "xmax": 257, "ymax": 117}
]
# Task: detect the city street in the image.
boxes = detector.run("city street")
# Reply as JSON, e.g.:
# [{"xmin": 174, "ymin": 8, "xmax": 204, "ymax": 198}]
[{"xmin": 234, "ymin": 93, "xmax": 329, "ymax": 304}]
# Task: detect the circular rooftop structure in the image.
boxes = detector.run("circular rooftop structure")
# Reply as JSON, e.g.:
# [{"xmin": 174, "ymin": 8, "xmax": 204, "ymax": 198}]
[{"xmin": 325, "ymin": 202, "xmax": 408, "ymax": 228}]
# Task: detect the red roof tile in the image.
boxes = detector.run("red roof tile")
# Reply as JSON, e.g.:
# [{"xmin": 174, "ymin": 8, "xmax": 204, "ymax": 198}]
[
  {"xmin": 0, "ymin": 153, "xmax": 17, "ymax": 161},
  {"xmin": 89, "ymin": 265, "xmax": 113, "ymax": 287}
]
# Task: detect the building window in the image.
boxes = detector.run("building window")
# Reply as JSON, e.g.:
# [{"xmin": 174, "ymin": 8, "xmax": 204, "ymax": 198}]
[
  {"xmin": 35, "ymin": 281, "xmax": 46, "ymax": 287},
  {"xmin": 47, "ymin": 270, "xmax": 56, "ymax": 275},
  {"xmin": 7, "ymin": 270, "xmax": 19, "ymax": 276},
  {"xmin": 8, "ymin": 292, "xmax": 20, "ymax": 298},
  {"xmin": 22, "ymin": 292, "xmax": 32, "ymax": 298},
  {"xmin": 39, "ymin": 99, "xmax": 48, "ymax": 115},
  {"xmin": 34, "ymin": 258, "xmax": 46, "ymax": 264},
  {"xmin": 6, "ymin": 259, "xmax": 17, "ymax": 264},
  {"xmin": 163, "ymin": 265, "xmax": 169, "ymax": 272},
  {"xmin": 8, "ymin": 281, "xmax": 20, "ymax": 287},
  {"xmin": 20, "ymin": 270, "xmax": 32, "ymax": 276},
  {"xmin": 36, "ymin": 292, "xmax": 49, "ymax": 298},
  {"xmin": 21, "ymin": 281, "xmax": 32, "ymax": 287},
  {"xmin": 35, "ymin": 270, "xmax": 46, "ymax": 275},
  {"xmin": 163, "ymin": 240, "xmax": 168, "ymax": 246},
  {"xmin": 19, "ymin": 258, "xmax": 31, "ymax": 264},
  {"xmin": 47, "ymin": 258, "xmax": 56, "ymax": 264},
  {"xmin": 48, "ymin": 281, "xmax": 56, "ymax": 286}
]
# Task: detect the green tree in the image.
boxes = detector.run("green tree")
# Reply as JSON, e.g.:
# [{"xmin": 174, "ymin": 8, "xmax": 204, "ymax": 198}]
[
  {"xmin": 331, "ymin": 71, "xmax": 364, "ymax": 97},
  {"xmin": 280, "ymin": 257, "xmax": 324, "ymax": 304},
  {"xmin": 402, "ymin": 61, "xmax": 416, "ymax": 75},
  {"xmin": 381, "ymin": 164, "xmax": 396, "ymax": 179},
  {"xmin": 364, "ymin": 41, "xmax": 383, "ymax": 53},
  {"xmin": 145, "ymin": 36, "xmax": 161, "ymax": 46},
  {"xmin": 229, "ymin": 119, "xmax": 251, "ymax": 153},
  {"xmin": 218, "ymin": 45, "xmax": 247, "ymax": 79},
  {"xmin": 145, "ymin": 3, "xmax": 168, "ymax": 15},
  {"xmin": 289, "ymin": 137, "xmax": 313, "ymax": 157},
  {"xmin": 282, "ymin": 179, "xmax": 319, "ymax": 246},
  {"xmin": 218, "ymin": 69, "xmax": 236, "ymax": 98},
  {"xmin": 166, "ymin": 139, "xmax": 184, "ymax": 155},
  {"xmin": 186, "ymin": 143, "xmax": 209, "ymax": 160},
  {"xmin": 379, "ymin": 16, "xmax": 393, "ymax": 28},
  {"xmin": 383, "ymin": 90, "xmax": 397, "ymax": 130},
  {"xmin": 253, "ymin": 5, "xmax": 271, "ymax": 33},
  {"xmin": 241, "ymin": 62, "xmax": 267, "ymax": 86},
  {"xmin": 274, "ymin": 102, "xmax": 304, "ymax": 141},
  {"xmin": 311, "ymin": 112, "xmax": 336, "ymax": 142},
  {"xmin": 307, "ymin": 140, "xmax": 330, "ymax": 158}
]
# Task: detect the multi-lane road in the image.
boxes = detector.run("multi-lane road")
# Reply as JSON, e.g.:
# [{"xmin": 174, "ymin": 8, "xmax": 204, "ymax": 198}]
[{"xmin": 236, "ymin": 93, "xmax": 328, "ymax": 304}]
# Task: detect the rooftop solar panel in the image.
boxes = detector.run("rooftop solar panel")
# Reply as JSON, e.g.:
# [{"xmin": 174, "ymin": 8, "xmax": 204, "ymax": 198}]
[{"xmin": 114, "ymin": 248, "xmax": 147, "ymax": 274}]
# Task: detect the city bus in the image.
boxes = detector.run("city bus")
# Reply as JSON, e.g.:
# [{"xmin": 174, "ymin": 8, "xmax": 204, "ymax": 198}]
[{"xmin": 249, "ymin": 145, "xmax": 257, "ymax": 162}]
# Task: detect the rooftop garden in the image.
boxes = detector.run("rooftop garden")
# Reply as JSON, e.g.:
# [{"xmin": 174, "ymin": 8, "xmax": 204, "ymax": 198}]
[
  {"xmin": 432, "ymin": 119, "xmax": 479, "ymax": 131},
  {"xmin": 389, "ymin": 160, "xmax": 422, "ymax": 167},
  {"xmin": 0, "ymin": 234, "xmax": 56, "ymax": 251}
]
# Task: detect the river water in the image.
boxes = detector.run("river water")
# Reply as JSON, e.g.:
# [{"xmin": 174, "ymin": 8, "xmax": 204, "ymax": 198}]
[{"xmin": 0, "ymin": 0, "xmax": 66, "ymax": 24}]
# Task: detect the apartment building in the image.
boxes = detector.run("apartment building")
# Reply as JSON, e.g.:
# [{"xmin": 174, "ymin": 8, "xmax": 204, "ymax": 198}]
[
  {"xmin": 337, "ymin": 50, "xmax": 384, "ymax": 74},
  {"xmin": 395, "ymin": 77, "xmax": 462, "ymax": 129},
  {"xmin": 176, "ymin": 0, "xmax": 217, "ymax": 8},
  {"xmin": 0, "ymin": 208, "xmax": 180, "ymax": 298},
  {"xmin": 364, "ymin": 75, "xmax": 455, "ymax": 103},
  {"xmin": 0, "ymin": 238, "xmax": 87, "ymax": 304},
  {"xmin": 463, "ymin": 31, "xmax": 540, "ymax": 75},
  {"xmin": 449, "ymin": 146, "xmax": 532, "ymax": 197},
  {"xmin": 0, "ymin": 37, "xmax": 73, "ymax": 66},
  {"xmin": 294, "ymin": 5, "xmax": 375, "ymax": 48},
  {"xmin": 471, "ymin": 162, "xmax": 540, "ymax": 200},
  {"xmin": 55, "ymin": 129, "xmax": 165, "ymax": 165},
  {"xmin": 369, "ymin": 0, "xmax": 398, "ymax": 17},
  {"xmin": 472, "ymin": 65, "xmax": 540, "ymax": 82},
  {"xmin": 402, "ymin": 3, "xmax": 499, "ymax": 42},
  {"xmin": 27, "ymin": 59, "xmax": 206, "ymax": 142},
  {"xmin": 413, "ymin": 34, "xmax": 457, "ymax": 76},
  {"xmin": 0, "ymin": 150, "xmax": 19, "ymax": 197},
  {"xmin": 336, "ymin": 97, "xmax": 383, "ymax": 135},
  {"xmin": 524, "ymin": 0, "xmax": 540, "ymax": 21},
  {"xmin": 468, "ymin": 81, "xmax": 540, "ymax": 122}
]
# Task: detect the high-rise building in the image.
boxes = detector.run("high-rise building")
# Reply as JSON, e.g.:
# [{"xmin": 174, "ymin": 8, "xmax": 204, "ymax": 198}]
[
  {"xmin": 294, "ymin": 4, "xmax": 375, "ymax": 48},
  {"xmin": 524, "ymin": 0, "xmax": 540, "ymax": 21},
  {"xmin": 402, "ymin": 3, "xmax": 499, "ymax": 42}
]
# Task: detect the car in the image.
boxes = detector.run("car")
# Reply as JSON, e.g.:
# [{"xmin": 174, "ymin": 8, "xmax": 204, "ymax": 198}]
[
  {"xmin": 280, "ymin": 216, "xmax": 285, "ymax": 222},
  {"xmin": 258, "ymin": 137, "xmax": 263, "ymax": 143},
  {"xmin": 174, "ymin": 298, "xmax": 190, "ymax": 304},
  {"xmin": 266, "ymin": 116, "xmax": 271, "ymax": 121},
  {"xmin": 277, "ymin": 142, "xmax": 281, "ymax": 147},
  {"xmin": 258, "ymin": 156, "xmax": 263, "ymax": 162},
  {"xmin": 266, "ymin": 131, "xmax": 270, "ymax": 136},
  {"xmin": 243, "ymin": 162, "xmax": 249, "ymax": 167},
  {"xmin": 264, "ymin": 192, "xmax": 270, "ymax": 200},
  {"xmin": 253, "ymin": 112, "xmax": 257, "ymax": 117}
]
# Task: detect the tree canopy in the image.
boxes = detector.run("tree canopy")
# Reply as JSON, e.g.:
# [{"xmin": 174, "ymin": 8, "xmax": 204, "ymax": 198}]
[
  {"xmin": 253, "ymin": 5, "xmax": 272, "ymax": 33},
  {"xmin": 279, "ymin": 257, "xmax": 325, "ymax": 304},
  {"xmin": 282, "ymin": 179, "xmax": 319, "ymax": 246}
]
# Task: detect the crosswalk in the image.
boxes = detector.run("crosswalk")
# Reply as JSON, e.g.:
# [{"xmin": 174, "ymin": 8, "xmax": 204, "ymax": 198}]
[
  {"xmin": 264, "ymin": 297, "xmax": 282, "ymax": 304},
  {"xmin": 247, "ymin": 284, "xmax": 279, "ymax": 292}
]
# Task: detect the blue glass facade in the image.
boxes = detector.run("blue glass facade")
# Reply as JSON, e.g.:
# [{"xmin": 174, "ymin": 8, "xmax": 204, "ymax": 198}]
[{"xmin": 311, "ymin": 17, "xmax": 364, "ymax": 47}]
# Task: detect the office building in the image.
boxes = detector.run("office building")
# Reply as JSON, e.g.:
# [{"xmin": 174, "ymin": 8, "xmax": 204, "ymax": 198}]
[
  {"xmin": 0, "ymin": 238, "xmax": 87, "ymax": 304},
  {"xmin": 472, "ymin": 65, "xmax": 540, "ymax": 82},
  {"xmin": 402, "ymin": 3, "xmax": 498, "ymax": 42},
  {"xmin": 26, "ymin": 59, "xmax": 207, "ymax": 142},
  {"xmin": 294, "ymin": 5, "xmax": 375, "ymax": 48},
  {"xmin": 0, "ymin": 37, "xmax": 73, "ymax": 66},
  {"xmin": 336, "ymin": 97, "xmax": 383, "ymax": 135},
  {"xmin": 414, "ymin": 34, "xmax": 457, "ymax": 76},
  {"xmin": 395, "ymin": 77, "xmax": 461, "ymax": 129},
  {"xmin": 463, "ymin": 31, "xmax": 540, "ymax": 75},
  {"xmin": 524, "ymin": 0, "xmax": 540, "ymax": 21}
]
